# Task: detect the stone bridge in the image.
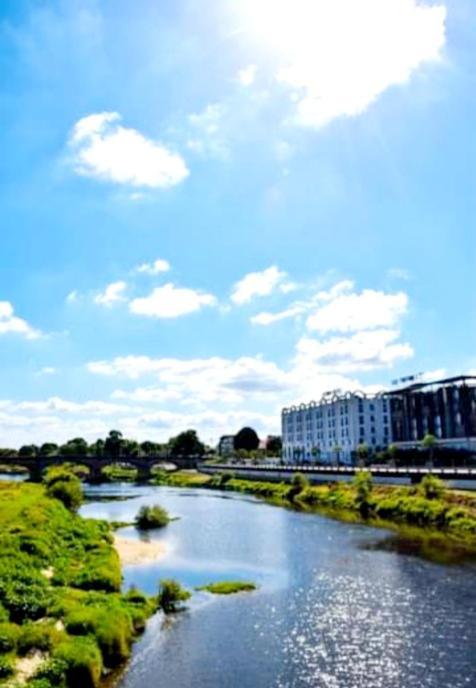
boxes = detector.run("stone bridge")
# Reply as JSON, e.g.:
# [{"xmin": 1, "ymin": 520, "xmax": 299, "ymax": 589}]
[{"xmin": 0, "ymin": 454, "xmax": 200, "ymax": 482}]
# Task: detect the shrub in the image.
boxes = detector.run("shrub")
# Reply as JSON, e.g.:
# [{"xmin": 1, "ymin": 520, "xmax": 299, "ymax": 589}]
[
  {"xmin": 0, "ymin": 621, "xmax": 20, "ymax": 652},
  {"xmin": 135, "ymin": 505, "xmax": 170, "ymax": 530},
  {"xmin": 353, "ymin": 471, "xmax": 373, "ymax": 513},
  {"xmin": 0, "ymin": 581, "xmax": 51, "ymax": 623},
  {"xmin": 0, "ymin": 654, "xmax": 14, "ymax": 678},
  {"xmin": 418, "ymin": 474, "xmax": 445, "ymax": 500},
  {"xmin": 157, "ymin": 579, "xmax": 190, "ymax": 613},
  {"xmin": 288, "ymin": 473, "xmax": 309, "ymax": 501},
  {"xmin": 46, "ymin": 479, "xmax": 83, "ymax": 513},
  {"xmin": 34, "ymin": 657, "xmax": 68, "ymax": 686},
  {"xmin": 54, "ymin": 636, "xmax": 102, "ymax": 688},
  {"xmin": 17, "ymin": 622, "xmax": 59, "ymax": 655},
  {"xmin": 65, "ymin": 606, "xmax": 132, "ymax": 667}
]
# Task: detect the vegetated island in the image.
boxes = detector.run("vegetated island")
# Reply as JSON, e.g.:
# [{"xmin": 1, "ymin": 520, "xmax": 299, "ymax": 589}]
[
  {"xmin": 0, "ymin": 469, "xmax": 161, "ymax": 688},
  {"xmin": 135, "ymin": 504, "xmax": 171, "ymax": 530},
  {"xmin": 196, "ymin": 581, "xmax": 257, "ymax": 595},
  {"xmin": 154, "ymin": 470, "xmax": 476, "ymax": 557}
]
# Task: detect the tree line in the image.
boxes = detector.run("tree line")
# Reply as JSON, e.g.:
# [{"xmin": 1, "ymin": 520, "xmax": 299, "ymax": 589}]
[{"xmin": 0, "ymin": 429, "xmax": 208, "ymax": 460}]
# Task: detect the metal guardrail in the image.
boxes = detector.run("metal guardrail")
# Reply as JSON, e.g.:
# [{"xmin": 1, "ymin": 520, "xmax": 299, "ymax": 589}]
[{"xmin": 200, "ymin": 463, "xmax": 476, "ymax": 479}]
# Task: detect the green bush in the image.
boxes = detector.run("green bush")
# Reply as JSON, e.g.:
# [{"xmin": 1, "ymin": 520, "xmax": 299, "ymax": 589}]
[
  {"xmin": 33, "ymin": 657, "xmax": 68, "ymax": 686},
  {"xmin": 353, "ymin": 471, "xmax": 373, "ymax": 513},
  {"xmin": 0, "ymin": 653, "xmax": 14, "ymax": 678},
  {"xmin": 418, "ymin": 474, "xmax": 445, "ymax": 500},
  {"xmin": 157, "ymin": 579, "xmax": 190, "ymax": 613},
  {"xmin": 44, "ymin": 467, "xmax": 83, "ymax": 513},
  {"xmin": 54, "ymin": 636, "xmax": 102, "ymax": 688},
  {"xmin": 0, "ymin": 581, "xmax": 51, "ymax": 623},
  {"xmin": 135, "ymin": 505, "xmax": 170, "ymax": 530},
  {"xmin": 0, "ymin": 621, "xmax": 20, "ymax": 652},
  {"xmin": 287, "ymin": 473, "xmax": 309, "ymax": 501},
  {"xmin": 69, "ymin": 546, "xmax": 121, "ymax": 592},
  {"xmin": 65, "ymin": 606, "xmax": 132, "ymax": 667},
  {"xmin": 17, "ymin": 622, "xmax": 60, "ymax": 655}
]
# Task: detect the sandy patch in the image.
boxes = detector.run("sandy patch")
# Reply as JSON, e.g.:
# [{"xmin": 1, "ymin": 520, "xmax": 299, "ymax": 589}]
[
  {"xmin": 16, "ymin": 651, "xmax": 46, "ymax": 683},
  {"xmin": 114, "ymin": 535, "xmax": 166, "ymax": 566}
]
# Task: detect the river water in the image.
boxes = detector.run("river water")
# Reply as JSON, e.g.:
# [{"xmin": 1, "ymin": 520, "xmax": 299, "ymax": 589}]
[{"xmin": 77, "ymin": 483, "xmax": 476, "ymax": 688}]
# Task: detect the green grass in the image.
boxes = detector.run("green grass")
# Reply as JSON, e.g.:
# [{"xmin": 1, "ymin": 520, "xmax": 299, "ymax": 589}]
[
  {"xmin": 196, "ymin": 581, "xmax": 257, "ymax": 595},
  {"xmin": 0, "ymin": 480, "xmax": 156, "ymax": 687}
]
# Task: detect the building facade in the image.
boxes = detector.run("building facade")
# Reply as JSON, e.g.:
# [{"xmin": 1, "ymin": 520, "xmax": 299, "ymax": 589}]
[
  {"xmin": 387, "ymin": 375, "xmax": 476, "ymax": 451},
  {"xmin": 217, "ymin": 435, "xmax": 235, "ymax": 457},
  {"xmin": 282, "ymin": 391, "xmax": 391, "ymax": 464}
]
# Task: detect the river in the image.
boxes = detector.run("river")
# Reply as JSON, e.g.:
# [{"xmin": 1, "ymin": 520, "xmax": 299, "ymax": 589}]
[{"xmin": 77, "ymin": 482, "xmax": 476, "ymax": 688}]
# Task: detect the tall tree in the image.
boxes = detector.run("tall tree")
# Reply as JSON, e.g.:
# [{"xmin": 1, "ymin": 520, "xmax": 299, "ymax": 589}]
[
  {"xmin": 234, "ymin": 427, "xmax": 259, "ymax": 452},
  {"xmin": 169, "ymin": 430, "xmax": 205, "ymax": 456},
  {"xmin": 104, "ymin": 430, "xmax": 124, "ymax": 461},
  {"xmin": 266, "ymin": 436, "xmax": 282, "ymax": 456},
  {"xmin": 422, "ymin": 433, "xmax": 437, "ymax": 468}
]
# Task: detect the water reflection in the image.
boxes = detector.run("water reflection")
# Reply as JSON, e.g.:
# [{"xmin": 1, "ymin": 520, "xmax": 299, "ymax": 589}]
[{"xmin": 82, "ymin": 484, "xmax": 476, "ymax": 688}]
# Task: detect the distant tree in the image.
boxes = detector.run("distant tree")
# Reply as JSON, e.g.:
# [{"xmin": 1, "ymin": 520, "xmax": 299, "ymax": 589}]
[
  {"xmin": 18, "ymin": 445, "xmax": 39, "ymax": 458},
  {"xmin": 387, "ymin": 443, "xmax": 398, "ymax": 465},
  {"xmin": 60, "ymin": 438, "xmax": 88, "ymax": 457},
  {"xmin": 39, "ymin": 443, "xmax": 59, "ymax": 457},
  {"xmin": 169, "ymin": 430, "xmax": 205, "ymax": 456},
  {"xmin": 140, "ymin": 441, "xmax": 156, "ymax": 456},
  {"xmin": 89, "ymin": 439, "xmax": 105, "ymax": 458},
  {"xmin": 266, "ymin": 436, "xmax": 282, "ymax": 456},
  {"xmin": 422, "ymin": 433, "xmax": 437, "ymax": 468},
  {"xmin": 123, "ymin": 439, "xmax": 140, "ymax": 458},
  {"xmin": 104, "ymin": 430, "xmax": 124, "ymax": 461},
  {"xmin": 311, "ymin": 446, "xmax": 321, "ymax": 464},
  {"xmin": 0, "ymin": 448, "xmax": 17, "ymax": 458},
  {"xmin": 356, "ymin": 443, "xmax": 369, "ymax": 467},
  {"xmin": 234, "ymin": 427, "xmax": 259, "ymax": 452}
]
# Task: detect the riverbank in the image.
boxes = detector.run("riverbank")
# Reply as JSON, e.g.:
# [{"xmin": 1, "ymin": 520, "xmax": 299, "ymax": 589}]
[
  {"xmin": 154, "ymin": 470, "xmax": 476, "ymax": 555},
  {"xmin": 0, "ymin": 481, "xmax": 155, "ymax": 688}
]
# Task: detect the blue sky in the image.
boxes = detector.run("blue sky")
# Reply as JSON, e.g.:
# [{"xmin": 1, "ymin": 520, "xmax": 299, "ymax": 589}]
[{"xmin": 0, "ymin": 0, "xmax": 474, "ymax": 446}]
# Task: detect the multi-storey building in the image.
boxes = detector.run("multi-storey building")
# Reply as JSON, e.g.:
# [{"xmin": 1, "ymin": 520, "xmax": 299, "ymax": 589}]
[
  {"xmin": 282, "ymin": 390, "xmax": 391, "ymax": 464},
  {"xmin": 387, "ymin": 375, "xmax": 476, "ymax": 451},
  {"xmin": 217, "ymin": 435, "xmax": 235, "ymax": 457}
]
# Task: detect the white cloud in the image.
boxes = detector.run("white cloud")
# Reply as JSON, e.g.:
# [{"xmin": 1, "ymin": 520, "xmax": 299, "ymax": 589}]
[
  {"xmin": 0, "ymin": 301, "xmax": 41, "ymax": 339},
  {"xmin": 251, "ymin": 305, "xmax": 303, "ymax": 326},
  {"xmin": 306, "ymin": 288, "xmax": 408, "ymax": 333},
  {"xmin": 186, "ymin": 104, "xmax": 229, "ymax": 159},
  {"xmin": 251, "ymin": 279, "xmax": 354, "ymax": 326},
  {"xmin": 240, "ymin": 0, "xmax": 446, "ymax": 128},
  {"xmin": 94, "ymin": 281, "xmax": 128, "ymax": 307},
  {"xmin": 231, "ymin": 266, "xmax": 290, "ymax": 305},
  {"xmin": 135, "ymin": 258, "xmax": 171, "ymax": 275},
  {"xmin": 69, "ymin": 112, "xmax": 189, "ymax": 188},
  {"xmin": 237, "ymin": 64, "xmax": 257, "ymax": 86},
  {"xmin": 129, "ymin": 283, "xmax": 217, "ymax": 319},
  {"xmin": 295, "ymin": 329, "xmax": 414, "ymax": 373}
]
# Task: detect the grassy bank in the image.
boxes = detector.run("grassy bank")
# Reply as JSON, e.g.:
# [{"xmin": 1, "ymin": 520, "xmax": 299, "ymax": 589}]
[
  {"xmin": 154, "ymin": 470, "xmax": 476, "ymax": 553},
  {"xmin": 0, "ymin": 481, "xmax": 155, "ymax": 688}
]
